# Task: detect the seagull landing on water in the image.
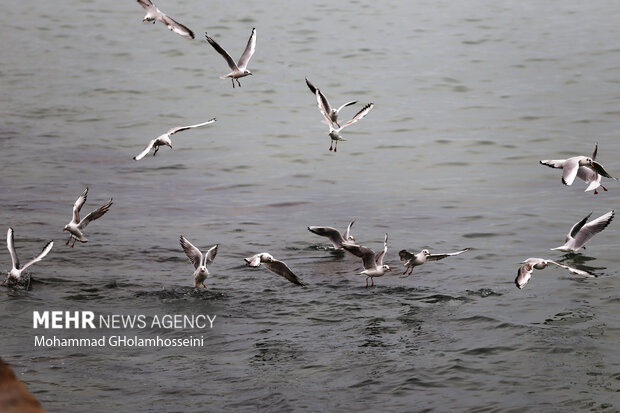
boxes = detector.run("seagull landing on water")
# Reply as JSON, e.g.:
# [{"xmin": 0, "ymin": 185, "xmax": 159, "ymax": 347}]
[
  {"xmin": 551, "ymin": 210, "xmax": 614, "ymax": 253},
  {"xmin": 515, "ymin": 257, "xmax": 594, "ymax": 289},
  {"xmin": 3, "ymin": 228, "xmax": 53, "ymax": 286},
  {"xmin": 180, "ymin": 236, "xmax": 218, "ymax": 289},
  {"xmin": 205, "ymin": 28, "xmax": 256, "ymax": 88},
  {"xmin": 305, "ymin": 78, "xmax": 357, "ymax": 128},
  {"xmin": 63, "ymin": 188, "xmax": 113, "ymax": 247},
  {"xmin": 540, "ymin": 143, "xmax": 616, "ymax": 193},
  {"xmin": 315, "ymin": 89, "xmax": 373, "ymax": 152},
  {"xmin": 136, "ymin": 0, "xmax": 195, "ymax": 39},
  {"xmin": 133, "ymin": 119, "xmax": 216, "ymax": 160},
  {"xmin": 244, "ymin": 253, "xmax": 306, "ymax": 287},
  {"xmin": 398, "ymin": 248, "xmax": 470, "ymax": 276},
  {"xmin": 342, "ymin": 234, "xmax": 390, "ymax": 288},
  {"xmin": 307, "ymin": 220, "xmax": 356, "ymax": 249}
]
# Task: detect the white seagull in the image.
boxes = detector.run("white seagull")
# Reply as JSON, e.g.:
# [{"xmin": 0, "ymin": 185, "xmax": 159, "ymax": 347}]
[
  {"xmin": 205, "ymin": 28, "xmax": 256, "ymax": 88},
  {"xmin": 342, "ymin": 234, "xmax": 391, "ymax": 288},
  {"xmin": 4, "ymin": 228, "xmax": 53, "ymax": 283},
  {"xmin": 307, "ymin": 220, "xmax": 356, "ymax": 249},
  {"xmin": 515, "ymin": 257, "xmax": 594, "ymax": 289},
  {"xmin": 136, "ymin": 0, "xmax": 195, "ymax": 39},
  {"xmin": 133, "ymin": 118, "xmax": 216, "ymax": 160},
  {"xmin": 63, "ymin": 188, "xmax": 113, "ymax": 247},
  {"xmin": 244, "ymin": 253, "xmax": 305, "ymax": 286},
  {"xmin": 180, "ymin": 235, "xmax": 218, "ymax": 289},
  {"xmin": 551, "ymin": 210, "xmax": 614, "ymax": 253},
  {"xmin": 398, "ymin": 248, "xmax": 470, "ymax": 276},
  {"xmin": 316, "ymin": 89, "xmax": 373, "ymax": 152},
  {"xmin": 540, "ymin": 143, "xmax": 616, "ymax": 190},
  {"xmin": 305, "ymin": 78, "xmax": 357, "ymax": 128}
]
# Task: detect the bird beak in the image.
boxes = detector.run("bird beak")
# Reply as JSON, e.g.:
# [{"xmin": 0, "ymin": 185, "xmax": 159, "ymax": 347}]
[{"xmin": 63, "ymin": 228, "xmax": 66, "ymax": 231}]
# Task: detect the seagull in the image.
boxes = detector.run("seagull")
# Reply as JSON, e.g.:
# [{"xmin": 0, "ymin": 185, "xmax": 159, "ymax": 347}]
[
  {"xmin": 305, "ymin": 78, "xmax": 357, "ymax": 128},
  {"xmin": 316, "ymin": 89, "xmax": 373, "ymax": 152},
  {"xmin": 551, "ymin": 210, "xmax": 614, "ymax": 253},
  {"xmin": 205, "ymin": 28, "xmax": 256, "ymax": 88},
  {"xmin": 136, "ymin": 0, "xmax": 195, "ymax": 39},
  {"xmin": 540, "ymin": 143, "xmax": 616, "ymax": 189},
  {"xmin": 342, "ymin": 234, "xmax": 391, "ymax": 288},
  {"xmin": 4, "ymin": 228, "xmax": 53, "ymax": 284},
  {"xmin": 180, "ymin": 236, "xmax": 218, "ymax": 289},
  {"xmin": 398, "ymin": 248, "xmax": 470, "ymax": 276},
  {"xmin": 63, "ymin": 188, "xmax": 113, "ymax": 247},
  {"xmin": 133, "ymin": 118, "xmax": 216, "ymax": 160},
  {"xmin": 307, "ymin": 220, "xmax": 356, "ymax": 249},
  {"xmin": 244, "ymin": 253, "xmax": 305, "ymax": 286},
  {"xmin": 515, "ymin": 257, "xmax": 594, "ymax": 289}
]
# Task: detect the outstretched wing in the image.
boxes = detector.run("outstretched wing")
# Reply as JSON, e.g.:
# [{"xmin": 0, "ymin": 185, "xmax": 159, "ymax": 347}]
[
  {"xmin": 547, "ymin": 260, "xmax": 595, "ymax": 278},
  {"xmin": 568, "ymin": 212, "xmax": 593, "ymax": 240},
  {"xmin": 335, "ymin": 100, "xmax": 358, "ymax": 114},
  {"xmin": 591, "ymin": 142, "xmax": 598, "ymax": 161},
  {"xmin": 20, "ymin": 241, "xmax": 53, "ymax": 272},
  {"xmin": 136, "ymin": 0, "xmax": 153, "ymax": 11},
  {"xmin": 72, "ymin": 187, "xmax": 88, "ymax": 223},
  {"xmin": 561, "ymin": 158, "xmax": 580, "ymax": 185},
  {"xmin": 237, "ymin": 28, "xmax": 256, "ymax": 70},
  {"xmin": 180, "ymin": 236, "xmax": 203, "ymax": 269},
  {"xmin": 342, "ymin": 243, "xmax": 376, "ymax": 270},
  {"xmin": 205, "ymin": 32, "xmax": 238, "ymax": 71},
  {"xmin": 204, "ymin": 244, "xmax": 218, "ymax": 266},
  {"xmin": 263, "ymin": 259, "xmax": 306, "ymax": 286},
  {"xmin": 398, "ymin": 249, "xmax": 415, "ymax": 263},
  {"xmin": 515, "ymin": 261, "xmax": 534, "ymax": 289},
  {"xmin": 133, "ymin": 139, "xmax": 157, "ymax": 160},
  {"xmin": 160, "ymin": 14, "xmax": 195, "ymax": 39},
  {"xmin": 374, "ymin": 234, "xmax": 388, "ymax": 266},
  {"xmin": 539, "ymin": 159, "xmax": 566, "ymax": 169},
  {"xmin": 426, "ymin": 248, "xmax": 470, "ymax": 262},
  {"xmin": 168, "ymin": 118, "xmax": 216, "ymax": 135},
  {"xmin": 344, "ymin": 220, "xmax": 355, "ymax": 242},
  {"xmin": 7, "ymin": 228, "xmax": 19, "ymax": 270},
  {"xmin": 78, "ymin": 199, "xmax": 113, "ymax": 230},
  {"xmin": 570, "ymin": 210, "xmax": 614, "ymax": 249},
  {"xmin": 307, "ymin": 226, "xmax": 346, "ymax": 249},
  {"xmin": 315, "ymin": 89, "xmax": 335, "ymax": 128},
  {"xmin": 338, "ymin": 103, "xmax": 374, "ymax": 131},
  {"xmin": 305, "ymin": 77, "xmax": 317, "ymax": 95},
  {"xmin": 590, "ymin": 161, "xmax": 616, "ymax": 180}
]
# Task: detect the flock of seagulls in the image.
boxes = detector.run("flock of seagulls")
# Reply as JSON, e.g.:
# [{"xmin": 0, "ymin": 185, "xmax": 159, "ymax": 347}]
[{"xmin": 2, "ymin": 1, "xmax": 617, "ymax": 293}]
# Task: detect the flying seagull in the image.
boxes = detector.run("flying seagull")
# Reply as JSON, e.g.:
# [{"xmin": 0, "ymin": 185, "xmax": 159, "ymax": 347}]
[
  {"xmin": 133, "ymin": 118, "xmax": 216, "ymax": 160},
  {"xmin": 136, "ymin": 0, "xmax": 195, "ymax": 39},
  {"xmin": 307, "ymin": 219, "xmax": 356, "ymax": 249},
  {"xmin": 316, "ymin": 89, "xmax": 373, "ymax": 152},
  {"xmin": 63, "ymin": 188, "xmax": 113, "ymax": 247},
  {"xmin": 4, "ymin": 228, "xmax": 53, "ymax": 283},
  {"xmin": 205, "ymin": 28, "xmax": 256, "ymax": 88},
  {"xmin": 551, "ymin": 210, "xmax": 614, "ymax": 253},
  {"xmin": 342, "ymin": 234, "xmax": 391, "ymax": 288},
  {"xmin": 305, "ymin": 78, "xmax": 357, "ymax": 128},
  {"xmin": 515, "ymin": 257, "xmax": 594, "ymax": 289},
  {"xmin": 244, "ymin": 253, "xmax": 305, "ymax": 286},
  {"xmin": 180, "ymin": 236, "xmax": 218, "ymax": 288},
  {"xmin": 540, "ymin": 143, "xmax": 616, "ymax": 189},
  {"xmin": 398, "ymin": 248, "xmax": 470, "ymax": 276}
]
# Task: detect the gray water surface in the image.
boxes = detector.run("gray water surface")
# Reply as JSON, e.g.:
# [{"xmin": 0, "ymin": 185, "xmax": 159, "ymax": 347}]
[{"xmin": 1, "ymin": 0, "xmax": 619, "ymax": 411}]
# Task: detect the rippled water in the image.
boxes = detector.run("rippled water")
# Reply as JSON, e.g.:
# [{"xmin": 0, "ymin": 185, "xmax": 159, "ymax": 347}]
[{"xmin": 1, "ymin": 0, "xmax": 619, "ymax": 411}]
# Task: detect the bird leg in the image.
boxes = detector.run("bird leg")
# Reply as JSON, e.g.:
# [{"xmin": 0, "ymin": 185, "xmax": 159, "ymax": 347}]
[
  {"xmin": 371, "ymin": 278, "xmax": 375, "ymax": 287},
  {"xmin": 66, "ymin": 236, "xmax": 72, "ymax": 246},
  {"xmin": 402, "ymin": 267, "xmax": 408, "ymax": 275},
  {"xmin": 203, "ymin": 283, "xmax": 206, "ymax": 288},
  {"xmin": 194, "ymin": 283, "xmax": 199, "ymax": 289},
  {"xmin": 153, "ymin": 146, "xmax": 159, "ymax": 156},
  {"xmin": 365, "ymin": 277, "xmax": 369, "ymax": 288},
  {"xmin": 231, "ymin": 78, "xmax": 235, "ymax": 88},
  {"xmin": 329, "ymin": 142, "xmax": 333, "ymax": 151},
  {"xmin": 236, "ymin": 79, "xmax": 241, "ymax": 87},
  {"xmin": 594, "ymin": 190, "xmax": 598, "ymax": 195},
  {"xmin": 71, "ymin": 238, "xmax": 76, "ymax": 248},
  {"xmin": 602, "ymin": 184, "xmax": 608, "ymax": 191},
  {"xmin": 334, "ymin": 141, "xmax": 338, "ymax": 152}
]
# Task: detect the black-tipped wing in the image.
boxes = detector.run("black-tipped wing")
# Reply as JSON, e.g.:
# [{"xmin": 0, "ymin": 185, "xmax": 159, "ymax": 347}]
[
  {"xmin": 570, "ymin": 210, "xmax": 614, "ymax": 249},
  {"xmin": 134, "ymin": 139, "xmax": 157, "ymax": 161},
  {"xmin": 339, "ymin": 103, "xmax": 374, "ymax": 131},
  {"xmin": 515, "ymin": 261, "xmax": 534, "ymax": 289},
  {"xmin": 237, "ymin": 28, "xmax": 256, "ymax": 70},
  {"xmin": 591, "ymin": 142, "xmax": 598, "ymax": 161},
  {"xmin": 168, "ymin": 119, "xmax": 216, "ymax": 135},
  {"xmin": 426, "ymin": 248, "xmax": 470, "ymax": 262},
  {"xmin": 72, "ymin": 188, "xmax": 88, "ymax": 223},
  {"xmin": 205, "ymin": 33, "xmax": 238, "ymax": 71},
  {"xmin": 547, "ymin": 260, "xmax": 595, "ymax": 278},
  {"xmin": 561, "ymin": 158, "xmax": 580, "ymax": 185},
  {"xmin": 180, "ymin": 236, "xmax": 202, "ymax": 269},
  {"xmin": 204, "ymin": 244, "xmax": 218, "ymax": 266},
  {"xmin": 263, "ymin": 259, "xmax": 305, "ymax": 286},
  {"xmin": 568, "ymin": 212, "xmax": 593, "ymax": 239},
  {"xmin": 315, "ymin": 89, "xmax": 335, "ymax": 127},
  {"xmin": 398, "ymin": 249, "xmax": 415, "ymax": 263},
  {"xmin": 136, "ymin": 0, "xmax": 153, "ymax": 10},
  {"xmin": 590, "ymin": 161, "xmax": 615, "ymax": 180},
  {"xmin": 305, "ymin": 77, "xmax": 317, "ymax": 95},
  {"xmin": 342, "ymin": 244, "xmax": 376, "ymax": 270},
  {"xmin": 20, "ymin": 241, "xmax": 53, "ymax": 272},
  {"xmin": 308, "ymin": 226, "xmax": 346, "ymax": 249},
  {"xmin": 344, "ymin": 220, "xmax": 355, "ymax": 241},
  {"xmin": 540, "ymin": 159, "xmax": 566, "ymax": 169},
  {"xmin": 78, "ymin": 199, "xmax": 113, "ymax": 230},
  {"xmin": 160, "ymin": 14, "xmax": 195, "ymax": 39},
  {"xmin": 7, "ymin": 228, "xmax": 19, "ymax": 270}
]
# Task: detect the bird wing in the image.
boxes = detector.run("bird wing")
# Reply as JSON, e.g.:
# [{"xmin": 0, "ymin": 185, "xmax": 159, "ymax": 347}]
[
  {"xmin": 133, "ymin": 139, "xmax": 157, "ymax": 160},
  {"xmin": 305, "ymin": 77, "xmax": 317, "ymax": 95},
  {"xmin": 205, "ymin": 32, "xmax": 239, "ymax": 71},
  {"xmin": 20, "ymin": 241, "xmax": 53, "ymax": 272},
  {"xmin": 136, "ymin": 0, "xmax": 153, "ymax": 10},
  {"xmin": 307, "ymin": 226, "xmax": 346, "ymax": 249},
  {"xmin": 342, "ymin": 244, "xmax": 376, "ymax": 270},
  {"xmin": 547, "ymin": 260, "xmax": 595, "ymax": 278},
  {"xmin": 426, "ymin": 248, "xmax": 470, "ymax": 262},
  {"xmin": 160, "ymin": 14, "xmax": 195, "ymax": 39},
  {"xmin": 244, "ymin": 253, "xmax": 262, "ymax": 267},
  {"xmin": 539, "ymin": 159, "xmax": 566, "ymax": 169},
  {"xmin": 180, "ymin": 236, "xmax": 202, "ymax": 269},
  {"xmin": 590, "ymin": 161, "xmax": 616, "ymax": 180},
  {"xmin": 344, "ymin": 220, "xmax": 355, "ymax": 242},
  {"xmin": 237, "ymin": 28, "xmax": 256, "ymax": 70},
  {"xmin": 374, "ymin": 234, "xmax": 388, "ymax": 266},
  {"xmin": 335, "ymin": 100, "xmax": 358, "ymax": 114},
  {"xmin": 262, "ymin": 258, "xmax": 305, "ymax": 286},
  {"xmin": 167, "ymin": 118, "xmax": 216, "ymax": 135},
  {"xmin": 567, "ymin": 212, "xmax": 593, "ymax": 240},
  {"xmin": 338, "ymin": 103, "xmax": 374, "ymax": 131},
  {"xmin": 204, "ymin": 244, "xmax": 218, "ymax": 266},
  {"xmin": 72, "ymin": 187, "xmax": 88, "ymax": 223},
  {"xmin": 561, "ymin": 158, "xmax": 580, "ymax": 185},
  {"xmin": 591, "ymin": 142, "xmax": 598, "ymax": 161},
  {"xmin": 315, "ymin": 89, "xmax": 335, "ymax": 127},
  {"xmin": 570, "ymin": 210, "xmax": 614, "ymax": 249},
  {"xmin": 78, "ymin": 199, "xmax": 113, "ymax": 230},
  {"xmin": 515, "ymin": 261, "xmax": 534, "ymax": 289},
  {"xmin": 398, "ymin": 249, "xmax": 415, "ymax": 263},
  {"xmin": 6, "ymin": 228, "xmax": 19, "ymax": 270}
]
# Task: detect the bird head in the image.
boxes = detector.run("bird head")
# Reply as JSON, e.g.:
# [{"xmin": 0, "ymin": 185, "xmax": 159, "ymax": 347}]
[
  {"xmin": 244, "ymin": 70, "xmax": 252, "ymax": 76},
  {"xmin": 383, "ymin": 265, "xmax": 391, "ymax": 272},
  {"xmin": 422, "ymin": 249, "xmax": 431, "ymax": 256},
  {"xmin": 63, "ymin": 225, "xmax": 68, "ymax": 231}
]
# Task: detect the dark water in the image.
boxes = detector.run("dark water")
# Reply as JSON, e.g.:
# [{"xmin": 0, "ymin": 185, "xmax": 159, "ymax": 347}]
[{"xmin": 1, "ymin": 0, "xmax": 619, "ymax": 411}]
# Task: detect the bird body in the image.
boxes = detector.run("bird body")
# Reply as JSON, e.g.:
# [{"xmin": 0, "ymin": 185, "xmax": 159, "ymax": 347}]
[
  {"xmin": 133, "ymin": 119, "xmax": 216, "ymax": 160},
  {"xmin": 551, "ymin": 210, "xmax": 614, "ymax": 252},
  {"xmin": 180, "ymin": 236, "xmax": 218, "ymax": 288},
  {"xmin": 305, "ymin": 78, "xmax": 357, "ymax": 128},
  {"xmin": 5, "ymin": 228, "xmax": 53, "ymax": 283},
  {"xmin": 398, "ymin": 248, "xmax": 470, "ymax": 276},
  {"xmin": 205, "ymin": 28, "xmax": 256, "ymax": 88},
  {"xmin": 515, "ymin": 257, "xmax": 594, "ymax": 289},
  {"xmin": 63, "ymin": 188, "xmax": 113, "ymax": 247},
  {"xmin": 244, "ymin": 253, "xmax": 305, "ymax": 286},
  {"xmin": 342, "ymin": 234, "xmax": 390, "ymax": 287},
  {"xmin": 136, "ymin": 0, "xmax": 194, "ymax": 39},
  {"xmin": 307, "ymin": 220, "xmax": 356, "ymax": 249}
]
